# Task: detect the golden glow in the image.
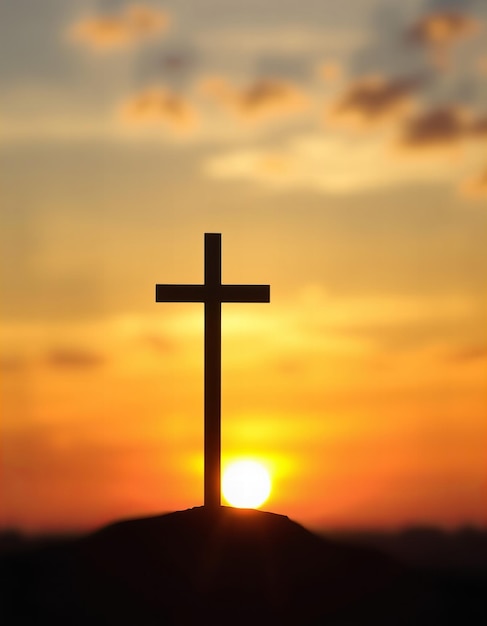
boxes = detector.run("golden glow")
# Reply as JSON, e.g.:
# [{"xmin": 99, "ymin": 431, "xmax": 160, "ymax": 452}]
[{"xmin": 222, "ymin": 460, "xmax": 272, "ymax": 508}]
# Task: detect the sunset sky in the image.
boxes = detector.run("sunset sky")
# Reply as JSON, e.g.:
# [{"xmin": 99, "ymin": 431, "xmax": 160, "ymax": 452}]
[{"xmin": 1, "ymin": 0, "xmax": 486, "ymax": 534}]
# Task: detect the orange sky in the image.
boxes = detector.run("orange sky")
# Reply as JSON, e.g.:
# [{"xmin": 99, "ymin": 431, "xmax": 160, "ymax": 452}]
[{"xmin": 1, "ymin": 0, "xmax": 486, "ymax": 533}]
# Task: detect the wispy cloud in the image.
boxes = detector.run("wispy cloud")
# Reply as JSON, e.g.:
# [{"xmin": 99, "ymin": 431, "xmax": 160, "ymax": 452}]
[
  {"xmin": 68, "ymin": 4, "xmax": 169, "ymax": 51},
  {"xmin": 203, "ymin": 133, "xmax": 456, "ymax": 194},
  {"xmin": 200, "ymin": 77, "xmax": 309, "ymax": 122},
  {"xmin": 409, "ymin": 10, "xmax": 480, "ymax": 47},
  {"xmin": 327, "ymin": 76, "xmax": 421, "ymax": 128},
  {"xmin": 408, "ymin": 10, "xmax": 482, "ymax": 68},
  {"xmin": 45, "ymin": 348, "xmax": 105, "ymax": 370},
  {"xmin": 119, "ymin": 87, "xmax": 198, "ymax": 132}
]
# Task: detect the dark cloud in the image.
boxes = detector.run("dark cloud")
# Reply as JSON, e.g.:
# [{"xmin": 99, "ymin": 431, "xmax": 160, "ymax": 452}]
[
  {"xmin": 200, "ymin": 77, "xmax": 309, "ymax": 122},
  {"xmin": 68, "ymin": 4, "xmax": 169, "ymax": 51},
  {"xmin": 398, "ymin": 106, "xmax": 467, "ymax": 149},
  {"xmin": 328, "ymin": 76, "xmax": 421, "ymax": 127},
  {"xmin": 120, "ymin": 87, "xmax": 198, "ymax": 131},
  {"xmin": 397, "ymin": 106, "xmax": 487, "ymax": 150},
  {"xmin": 45, "ymin": 349, "xmax": 105, "ymax": 370}
]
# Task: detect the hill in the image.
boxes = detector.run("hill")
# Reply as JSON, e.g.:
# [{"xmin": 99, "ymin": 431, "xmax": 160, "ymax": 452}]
[{"xmin": 2, "ymin": 507, "xmax": 486, "ymax": 625}]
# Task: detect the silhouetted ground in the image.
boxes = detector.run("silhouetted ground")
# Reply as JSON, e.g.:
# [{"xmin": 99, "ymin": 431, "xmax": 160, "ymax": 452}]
[
  {"xmin": 327, "ymin": 526, "xmax": 487, "ymax": 572},
  {"xmin": 2, "ymin": 508, "xmax": 486, "ymax": 625}
]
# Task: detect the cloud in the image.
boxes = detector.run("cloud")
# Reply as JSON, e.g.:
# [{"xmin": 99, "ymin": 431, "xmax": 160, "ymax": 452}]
[
  {"xmin": 469, "ymin": 114, "xmax": 487, "ymax": 138},
  {"xmin": 119, "ymin": 87, "xmax": 198, "ymax": 132},
  {"xmin": 408, "ymin": 11, "xmax": 481, "ymax": 67},
  {"xmin": 200, "ymin": 77, "xmax": 309, "ymax": 122},
  {"xmin": 409, "ymin": 11, "xmax": 480, "ymax": 46},
  {"xmin": 68, "ymin": 4, "xmax": 169, "ymax": 51},
  {"xmin": 397, "ymin": 106, "xmax": 487, "ymax": 151},
  {"xmin": 45, "ymin": 349, "xmax": 105, "ymax": 370},
  {"xmin": 398, "ymin": 105, "xmax": 466, "ymax": 149},
  {"xmin": 203, "ymin": 133, "xmax": 456, "ymax": 194},
  {"xmin": 460, "ymin": 166, "xmax": 487, "ymax": 199},
  {"xmin": 327, "ymin": 76, "xmax": 421, "ymax": 128}
]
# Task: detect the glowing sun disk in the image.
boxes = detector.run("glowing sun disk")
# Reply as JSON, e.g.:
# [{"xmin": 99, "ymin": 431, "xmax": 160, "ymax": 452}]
[{"xmin": 222, "ymin": 460, "xmax": 271, "ymax": 508}]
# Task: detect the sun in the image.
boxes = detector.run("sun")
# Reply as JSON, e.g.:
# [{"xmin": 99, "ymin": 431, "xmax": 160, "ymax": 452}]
[{"xmin": 222, "ymin": 460, "xmax": 272, "ymax": 508}]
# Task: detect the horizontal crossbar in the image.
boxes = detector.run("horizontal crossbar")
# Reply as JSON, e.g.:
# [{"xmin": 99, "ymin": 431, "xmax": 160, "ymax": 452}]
[{"xmin": 156, "ymin": 284, "xmax": 270, "ymax": 303}]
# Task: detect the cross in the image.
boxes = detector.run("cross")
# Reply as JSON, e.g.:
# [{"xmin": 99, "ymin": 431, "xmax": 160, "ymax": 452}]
[{"xmin": 155, "ymin": 233, "xmax": 270, "ymax": 508}]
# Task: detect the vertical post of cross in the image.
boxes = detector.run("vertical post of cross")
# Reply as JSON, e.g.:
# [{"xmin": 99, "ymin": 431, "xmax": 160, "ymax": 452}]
[{"xmin": 204, "ymin": 233, "xmax": 221, "ymax": 508}]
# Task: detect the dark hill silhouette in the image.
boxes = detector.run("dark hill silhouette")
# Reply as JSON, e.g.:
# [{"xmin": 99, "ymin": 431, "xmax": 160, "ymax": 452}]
[
  {"xmin": 2, "ymin": 507, "xmax": 486, "ymax": 625},
  {"xmin": 328, "ymin": 526, "xmax": 487, "ymax": 572}
]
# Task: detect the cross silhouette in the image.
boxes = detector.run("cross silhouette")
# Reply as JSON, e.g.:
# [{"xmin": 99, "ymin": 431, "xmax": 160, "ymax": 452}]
[{"xmin": 155, "ymin": 233, "xmax": 270, "ymax": 508}]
